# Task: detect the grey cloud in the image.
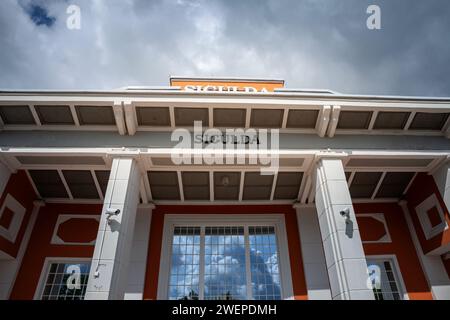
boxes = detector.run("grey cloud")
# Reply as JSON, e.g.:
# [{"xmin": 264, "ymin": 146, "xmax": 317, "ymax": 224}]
[{"xmin": 0, "ymin": 0, "xmax": 449, "ymax": 96}]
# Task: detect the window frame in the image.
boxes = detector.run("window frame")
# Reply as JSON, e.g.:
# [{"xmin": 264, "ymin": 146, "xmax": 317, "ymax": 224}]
[
  {"xmin": 34, "ymin": 257, "xmax": 92, "ymax": 300},
  {"xmin": 157, "ymin": 214, "xmax": 294, "ymax": 300},
  {"xmin": 365, "ymin": 254, "xmax": 409, "ymax": 300}
]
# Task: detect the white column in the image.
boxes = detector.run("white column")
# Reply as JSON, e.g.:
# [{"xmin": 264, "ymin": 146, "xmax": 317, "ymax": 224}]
[
  {"xmin": 0, "ymin": 161, "xmax": 11, "ymax": 198},
  {"xmin": 295, "ymin": 205, "xmax": 332, "ymax": 299},
  {"xmin": 124, "ymin": 205, "xmax": 153, "ymax": 300},
  {"xmin": 85, "ymin": 158, "xmax": 141, "ymax": 300},
  {"xmin": 315, "ymin": 158, "xmax": 374, "ymax": 300},
  {"xmin": 400, "ymin": 201, "xmax": 450, "ymax": 300},
  {"xmin": 433, "ymin": 161, "xmax": 450, "ymax": 212}
]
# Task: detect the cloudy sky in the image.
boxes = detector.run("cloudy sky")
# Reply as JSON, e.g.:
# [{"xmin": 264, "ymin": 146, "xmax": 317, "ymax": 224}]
[{"xmin": 1, "ymin": 0, "xmax": 449, "ymax": 96}]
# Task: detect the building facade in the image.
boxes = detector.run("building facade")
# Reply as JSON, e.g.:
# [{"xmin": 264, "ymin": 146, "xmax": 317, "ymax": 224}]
[{"xmin": 0, "ymin": 77, "xmax": 449, "ymax": 300}]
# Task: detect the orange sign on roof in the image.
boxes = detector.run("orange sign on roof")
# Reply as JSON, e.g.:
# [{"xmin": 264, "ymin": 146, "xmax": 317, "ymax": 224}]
[{"xmin": 170, "ymin": 77, "xmax": 284, "ymax": 93}]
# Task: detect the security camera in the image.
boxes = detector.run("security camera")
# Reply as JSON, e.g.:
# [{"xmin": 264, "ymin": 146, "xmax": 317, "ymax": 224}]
[
  {"xmin": 339, "ymin": 208, "xmax": 350, "ymax": 218},
  {"xmin": 105, "ymin": 208, "xmax": 120, "ymax": 216}
]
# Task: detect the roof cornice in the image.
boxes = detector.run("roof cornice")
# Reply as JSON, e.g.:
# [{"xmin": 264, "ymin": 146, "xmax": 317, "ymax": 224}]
[{"xmin": 0, "ymin": 89, "xmax": 450, "ymax": 103}]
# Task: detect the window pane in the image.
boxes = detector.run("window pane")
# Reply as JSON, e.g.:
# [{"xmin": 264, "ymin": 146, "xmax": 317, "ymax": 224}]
[
  {"xmin": 204, "ymin": 227, "xmax": 246, "ymax": 300},
  {"xmin": 167, "ymin": 224, "xmax": 284, "ymax": 300},
  {"xmin": 367, "ymin": 259, "xmax": 402, "ymax": 300},
  {"xmin": 168, "ymin": 227, "xmax": 201, "ymax": 300},
  {"xmin": 249, "ymin": 226, "xmax": 282, "ymax": 300},
  {"xmin": 41, "ymin": 262, "xmax": 91, "ymax": 300}
]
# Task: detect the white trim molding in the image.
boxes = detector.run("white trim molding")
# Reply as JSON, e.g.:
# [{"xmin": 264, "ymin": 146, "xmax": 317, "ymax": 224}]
[
  {"xmin": 51, "ymin": 214, "xmax": 100, "ymax": 246},
  {"xmin": 356, "ymin": 213, "xmax": 392, "ymax": 244},
  {"xmin": 400, "ymin": 200, "xmax": 450, "ymax": 300},
  {"xmin": 0, "ymin": 194, "xmax": 26, "ymax": 243},
  {"xmin": 415, "ymin": 194, "xmax": 448, "ymax": 240}
]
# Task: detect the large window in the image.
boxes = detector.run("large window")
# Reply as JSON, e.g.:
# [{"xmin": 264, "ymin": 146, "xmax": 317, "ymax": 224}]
[
  {"xmin": 160, "ymin": 215, "xmax": 292, "ymax": 300},
  {"xmin": 366, "ymin": 258, "xmax": 405, "ymax": 300},
  {"xmin": 38, "ymin": 260, "xmax": 91, "ymax": 300}
]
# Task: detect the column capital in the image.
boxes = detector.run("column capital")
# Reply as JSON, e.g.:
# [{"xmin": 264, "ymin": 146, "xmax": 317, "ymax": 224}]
[
  {"xmin": 138, "ymin": 202, "xmax": 156, "ymax": 210},
  {"xmin": 106, "ymin": 151, "xmax": 140, "ymax": 159},
  {"xmin": 33, "ymin": 200, "xmax": 46, "ymax": 207},
  {"xmin": 0, "ymin": 155, "xmax": 19, "ymax": 174},
  {"xmin": 104, "ymin": 154, "xmax": 144, "ymax": 175},
  {"xmin": 314, "ymin": 151, "xmax": 348, "ymax": 162},
  {"xmin": 292, "ymin": 202, "xmax": 314, "ymax": 209}
]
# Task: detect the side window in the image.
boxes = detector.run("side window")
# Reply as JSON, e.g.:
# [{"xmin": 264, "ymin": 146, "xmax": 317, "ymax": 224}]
[
  {"xmin": 366, "ymin": 258, "xmax": 403, "ymax": 300},
  {"xmin": 40, "ymin": 261, "xmax": 91, "ymax": 300}
]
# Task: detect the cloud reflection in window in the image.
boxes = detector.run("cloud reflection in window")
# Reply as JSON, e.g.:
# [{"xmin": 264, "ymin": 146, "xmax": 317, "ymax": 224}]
[{"xmin": 168, "ymin": 226, "xmax": 282, "ymax": 300}]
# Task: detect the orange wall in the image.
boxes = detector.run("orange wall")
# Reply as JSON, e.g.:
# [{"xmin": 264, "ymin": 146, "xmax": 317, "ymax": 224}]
[
  {"xmin": 0, "ymin": 170, "xmax": 36, "ymax": 258},
  {"xmin": 405, "ymin": 173, "xmax": 450, "ymax": 254},
  {"xmin": 143, "ymin": 205, "xmax": 308, "ymax": 300},
  {"xmin": 10, "ymin": 203, "xmax": 101, "ymax": 300},
  {"xmin": 5, "ymin": 201, "xmax": 435, "ymax": 300},
  {"xmin": 354, "ymin": 203, "xmax": 432, "ymax": 300}
]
